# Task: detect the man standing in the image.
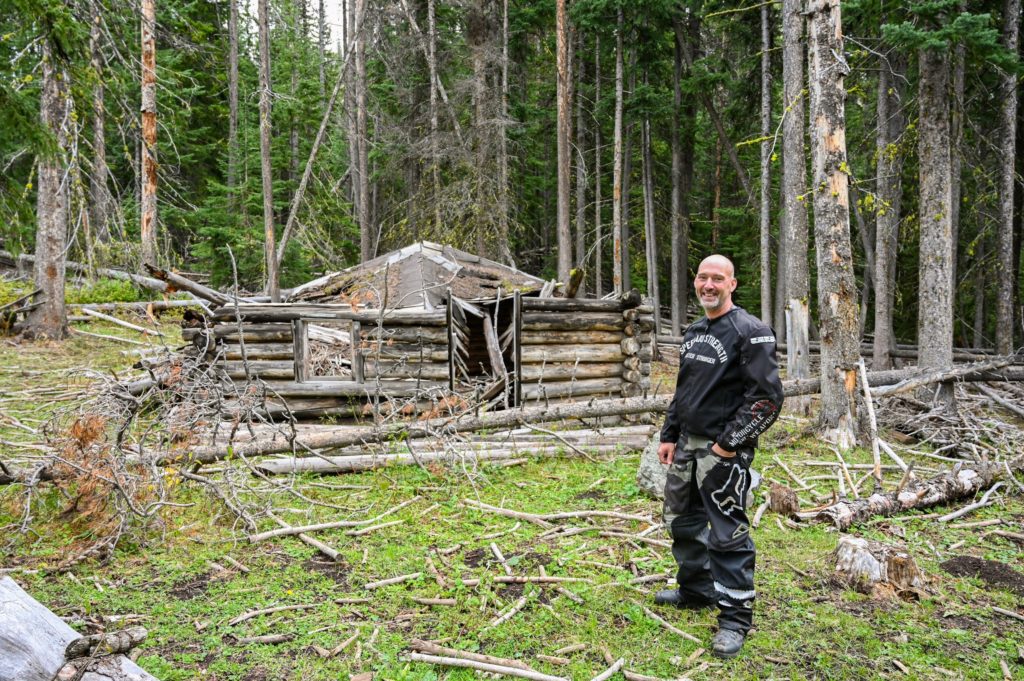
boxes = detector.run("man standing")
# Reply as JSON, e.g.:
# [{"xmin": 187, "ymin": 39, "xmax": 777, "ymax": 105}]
[{"xmin": 655, "ymin": 254, "xmax": 784, "ymax": 659}]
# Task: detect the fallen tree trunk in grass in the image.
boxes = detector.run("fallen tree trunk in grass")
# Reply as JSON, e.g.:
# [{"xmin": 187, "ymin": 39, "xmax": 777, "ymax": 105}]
[
  {"xmin": 163, "ymin": 360, "xmax": 1024, "ymax": 466},
  {"xmin": 812, "ymin": 459, "xmax": 1017, "ymax": 531},
  {"xmin": 143, "ymin": 263, "xmax": 236, "ymax": 306},
  {"xmin": 0, "ymin": 251, "xmax": 168, "ymax": 294}
]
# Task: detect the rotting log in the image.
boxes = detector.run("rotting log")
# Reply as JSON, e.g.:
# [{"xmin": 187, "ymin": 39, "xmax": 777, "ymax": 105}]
[
  {"xmin": 211, "ymin": 304, "xmax": 448, "ymax": 325},
  {"xmin": 521, "ymin": 377, "xmax": 625, "ymax": 400},
  {"xmin": 518, "ymin": 362, "xmax": 625, "ymax": 381},
  {"xmin": 144, "ymin": 263, "xmax": 234, "ymax": 306},
  {"xmin": 520, "ymin": 330, "xmax": 625, "ymax": 345},
  {"xmin": 813, "ymin": 460, "xmax": 1013, "ymax": 531},
  {"xmin": 831, "ymin": 536, "xmax": 926, "ymax": 598},
  {"xmin": 519, "ymin": 344, "xmax": 625, "ymax": 364}
]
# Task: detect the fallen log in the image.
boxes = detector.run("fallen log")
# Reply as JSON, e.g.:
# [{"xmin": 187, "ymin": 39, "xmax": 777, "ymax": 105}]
[
  {"xmin": 812, "ymin": 459, "xmax": 1015, "ymax": 531},
  {"xmin": 1, "ymin": 250, "xmax": 168, "ymax": 294},
  {"xmin": 143, "ymin": 263, "xmax": 234, "ymax": 306},
  {"xmin": 166, "ymin": 358, "xmax": 1024, "ymax": 465}
]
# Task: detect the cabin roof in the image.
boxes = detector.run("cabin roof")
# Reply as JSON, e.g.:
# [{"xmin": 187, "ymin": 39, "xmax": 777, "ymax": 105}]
[{"xmin": 287, "ymin": 241, "xmax": 545, "ymax": 309}]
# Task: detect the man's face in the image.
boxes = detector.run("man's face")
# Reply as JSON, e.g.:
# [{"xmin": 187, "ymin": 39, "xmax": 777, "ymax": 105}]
[{"xmin": 694, "ymin": 260, "xmax": 737, "ymax": 314}]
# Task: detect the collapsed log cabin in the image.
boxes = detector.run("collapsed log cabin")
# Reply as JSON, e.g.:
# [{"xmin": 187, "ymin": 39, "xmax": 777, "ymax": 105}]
[{"xmin": 182, "ymin": 242, "xmax": 653, "ymax": 421}]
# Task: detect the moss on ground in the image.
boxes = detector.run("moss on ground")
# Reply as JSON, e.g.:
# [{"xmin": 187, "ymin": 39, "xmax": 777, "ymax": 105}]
[{"xmin": 0, "ymin": 319, "xmax": 1022, "ymax": 680}]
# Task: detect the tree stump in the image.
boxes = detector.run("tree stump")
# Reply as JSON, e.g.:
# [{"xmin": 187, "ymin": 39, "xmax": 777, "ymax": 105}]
[{"xmin": 831, "ymin": 536, "xmax": 926, "ymax": 599}]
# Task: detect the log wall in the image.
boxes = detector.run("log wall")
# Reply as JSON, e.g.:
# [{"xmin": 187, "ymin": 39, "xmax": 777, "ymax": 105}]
[{"xmin": 515, "ymin": 292, "xmax": 652, "ymax": 403}]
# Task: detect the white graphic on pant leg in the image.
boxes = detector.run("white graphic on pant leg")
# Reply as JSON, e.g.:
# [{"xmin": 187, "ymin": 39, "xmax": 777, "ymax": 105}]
[{"xmin": 710, "ymin": 463, "xmax": 748, "ymax": 517}]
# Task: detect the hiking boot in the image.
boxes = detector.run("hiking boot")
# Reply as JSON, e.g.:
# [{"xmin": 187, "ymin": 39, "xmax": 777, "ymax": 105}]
[
  {"xmin": 711, "ymin": 628, "xmax": 746, "ymax": 659},
  {"xmin": 653, "ymin": 589, "xmax": 715, "ymax": 610}
]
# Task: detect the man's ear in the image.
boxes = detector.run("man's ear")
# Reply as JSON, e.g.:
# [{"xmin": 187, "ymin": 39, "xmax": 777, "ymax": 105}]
[{"xmin": 729, "ymin": 278, "xmax": 738, "ymax": 293}]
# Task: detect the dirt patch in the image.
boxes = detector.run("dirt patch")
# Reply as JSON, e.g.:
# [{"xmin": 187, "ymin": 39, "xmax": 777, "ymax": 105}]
[
  {"xmin": 573, "ymin": 490, "xmax": 607, "ymax": 501},
  {"xmin": 169, "ymin": 572, "xmax": 212, "ymax": 600},
  {"xmin": 463, "ymin": 548, "xmax": 487, "ymax": 568},
  {"xmin": 303, "ymin": 559, "xmax": 350, "ymax": 586},
  {"xmin": 521, "ymin": 551, "xmax": 552, "ymax": 568},
  {"xmin": 243, "ymin": 667, "xmax": 269, "ymax": 681},
  {"xmin": 498, "ymin": 582, "xmax": 525, "ymax": 599},
  {"xmin": 941, "ymin": 556, "xmax": 1024, "ymax": 596}
]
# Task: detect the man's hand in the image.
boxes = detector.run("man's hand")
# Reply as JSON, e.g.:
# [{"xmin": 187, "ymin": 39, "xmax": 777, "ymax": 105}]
[
  {"xmin": 710, "ymin": 442, "xmax": 735, "ymax": 458},
  {"xmin": 657, "ymin": 442, "xmax": 676, "ymax": 465}
]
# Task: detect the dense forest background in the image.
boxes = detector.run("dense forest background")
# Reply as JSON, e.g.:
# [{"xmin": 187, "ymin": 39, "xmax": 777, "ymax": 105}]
[{"xmin": 1, "ymin": 0, "xmax": 1021, "ymax": 351}]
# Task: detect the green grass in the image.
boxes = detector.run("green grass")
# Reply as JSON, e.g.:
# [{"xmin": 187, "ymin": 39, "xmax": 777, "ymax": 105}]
[{"xmin": 1, "ymin": 320, "xmax": 1022, "ymax": 680}]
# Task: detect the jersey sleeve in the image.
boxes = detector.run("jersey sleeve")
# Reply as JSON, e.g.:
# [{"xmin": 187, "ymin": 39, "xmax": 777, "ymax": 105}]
[{"xmin": 716, "ymin": 326, "xmax": 784, "ymax": 451}]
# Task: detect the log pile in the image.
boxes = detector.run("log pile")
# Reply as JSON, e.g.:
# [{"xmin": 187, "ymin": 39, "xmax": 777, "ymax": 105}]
[{"xmin": 516, "ymin": 291, "xmax": 651, "ymax": 403}]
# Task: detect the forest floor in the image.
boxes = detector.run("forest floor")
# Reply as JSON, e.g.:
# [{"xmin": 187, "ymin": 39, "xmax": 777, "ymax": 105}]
[{"xmin": 1, "ymin": 312, "xmax": 1023, "ymax": 681}]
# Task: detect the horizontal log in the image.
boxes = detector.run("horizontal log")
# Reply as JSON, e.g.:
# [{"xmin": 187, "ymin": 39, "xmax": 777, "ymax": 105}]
[
  {"xmin": 221, "ymin": 360, "xmax": 296, "ymax": 380},
  {"xmin": 359, "ymin": 347, "xmax": 449, "ymax": 362},
  {"xmin": 522, "ymin": 311, "xmax": 625, "ymax": 326},
  {"xmin": 211, "ymin": 304, "xmax": 447, "ymax": 325},
  {"xmin": 520, "ymin": 330, "xmax": 624, "ymax": 345},
  {"xmin": 521, "ymin": 377, "xmax": 625, "ymax": 400},
  {"xmin": 224, "ymin": 344, "xmax": 294, "ymax": 360},
  {"xmin": 518, "ymin": 362, "xmax": 625, "ymax": 381},
  {"xmin": 74, "ymin": 299, "xmax": 202, "ymax": 312},
  {"xmin": 255, "ymin": 442, "xmax": 640, "ymax": 475},
  {"xmin": 254, "ymin": 380, "xmax": 446, "ymax": 398},
  {"xmin": 521, "ymin": 319, "xmax": 625, "ymax": 332},
  {"xmin": 521, "ymin": 298, "xmax": 632, "ymax": 312},
  {"xmin": 364, "ymin": 363, "xmax": 450, "ymax": 380},
  {"xmin": 519, "ymin": 344, "xmax": 625, "ymax": 364},
  {"xmin": 363, "ymin": 326, "xmax": 448, "ymax": 343},
  {"xmin": 2, "ymin": 250, "xmax": 168, "ymax": 294},
  {"xmin": 184, "ymin": 326, "xmax": 293, "ymax": 343},
  {"xmin": 145, "ymin": 263, "xmax": 234, "ymax": 305}
]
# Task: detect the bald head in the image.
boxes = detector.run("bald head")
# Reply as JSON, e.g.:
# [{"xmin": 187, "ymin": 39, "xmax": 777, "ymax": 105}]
[
  {"xmin": 694, "ymin": 254, "xmax": 737, "ymax": 318},
  {"xmin": 698, "ymin": 254, "xmax": 735, "ymax": 278}
]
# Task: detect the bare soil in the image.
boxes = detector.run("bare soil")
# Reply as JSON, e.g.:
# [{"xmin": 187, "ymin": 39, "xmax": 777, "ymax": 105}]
[{"xmin": 940, "ymin": 555, "xmax": 1024, "ymax": 596}]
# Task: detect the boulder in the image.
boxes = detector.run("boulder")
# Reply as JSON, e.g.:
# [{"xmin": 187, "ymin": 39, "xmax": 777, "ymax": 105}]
[{"xmin": 636, "ymin": 430, "xmax": 667, "ymax": 500}]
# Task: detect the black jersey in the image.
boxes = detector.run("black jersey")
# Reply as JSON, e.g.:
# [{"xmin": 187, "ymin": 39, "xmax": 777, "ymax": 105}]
[{"xmin": 660, "ymin": 305, "xmax": 784, "ymax": 451}]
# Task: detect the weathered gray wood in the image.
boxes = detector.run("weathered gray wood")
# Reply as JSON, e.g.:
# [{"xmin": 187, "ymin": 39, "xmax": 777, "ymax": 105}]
[
  {"xmin": 55, "ymin": 655, "xmax": 159, "ymax": 681},
  {"xmin": 520, "ymin": 330, "xmax": 624, "ymax": 345},
  {"xmin": 351, "ymin": 321, "xmax": 364, "ymax": 383},
  {"xmin": 521, "ymin": 319, "xmax": 624, "ymax": 333},
  {"xmin": 211, "ymin": 304, "xmax": 447, "ymax": 325},
  {"xmin": 0, "ymin": 576, "xmax": 82, "ymax": 681},
  {"xmin": 620, "ymin": 337, "xmax": 640, "ymax": 356},
  {"xmin": 224, "ymin": 344, "xmax": 294, "ymax": 360},
  {"xmin": 482, "ymin": 314, "xmax": 506, "ymax": 378},
  {"xmin": 521, "ymin": 297, "xmax": 632, "ymax": 312},
  {"xmin": 364, "ymin": 363, "xmax": 450, "ymax": 380},
  {"xmin": 183, "ymin": 325, "xmax": 292, "ymax": 343},
  {"xmin": 144, "ymin": 264, "xmax": 233, "ymax": 306},
  {"xmin": 519, "ymin": 344, "xmax": 625, "ymax": 364},
  {"xmin": 519, "ymin": 362, "xmax": 624, "ymax": 381},
  {"xmin": 521, "ymin": 377, "xmax": 625, "ymax": 399},
  {"xmin": 256, "ymin": 380, "xmax": 445, "ymax": 397},
  {"xmin": 523, "ymin": 311, "xmax": 624, "ymax": 326},
  {"xmin": 363, "ymin": 325, "xmax": 448, "ymax": 343},
  {"xmin": 292, "ymin": 320, "xmax": 308, "ymax": 382},
  {"xmin": 221, "ymin": 361, "xmax": 295, "ymax": 380}
]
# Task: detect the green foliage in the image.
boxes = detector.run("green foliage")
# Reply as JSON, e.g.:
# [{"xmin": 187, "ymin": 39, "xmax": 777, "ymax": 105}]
[{"xmin": 65, "ymin": 278, "xmax": 147, "ymax": 305}]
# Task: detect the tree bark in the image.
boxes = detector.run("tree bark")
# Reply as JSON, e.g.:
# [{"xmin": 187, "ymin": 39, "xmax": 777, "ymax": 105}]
[
  {"xmin": 872, "ymin": 53, "xmax": 906, "ymax": 370},
  {"xmin": 807, "ymin": 0, "xmax": 860, "ymax": 448},
  {"xmin": 555, "ymin": 0, "xmax": 572, "ymax": 282},
  {"xmin": 227, "ymin": 0, "xmax": 240, "ymax": 208},
  {"xmin": 612, "ymin": 8, "xmax": 624, "ymax": 295},
  {"xmin": 496, "ymin": 0, "xmax": 511, "ymax": 264},
  {"xmin": 89, "ymin": 0, "xmax": 110, "ymax": 244},
  {"xmin": 574, "ymin": 29, "xmax": 586, "ymax": 292},
  {"xmin": 996, "ymin": 0, "xmax": 1020, "ymax": 353},
  {"xmin": 760, "ymin": 1, "xmax": 773, "ymax": 325},
  {"xmin": 781, "ymin": 0, "xmax": 810, "ymax": 385},
  {"xmin": 257, "ymin": 0, "xmax": 279, "ymax": 300},
  {"xmin": 25, "ymin": 38, "xmax": 70, "ymax": 340},
  {"xmin": 641, "ymin": 116, "xmax": 660, "ymax": 334},
  {"xmin": 140, "ymin": 0, "xmax": 158, "ymax": 266},
  {"xmin": 355, "ymin": 0, "xmax": 370, "ymax": 262},
  {"xmin": 917, "ymin": 47, "xmax": 955, "ymax": 409},
  {"xmin": 594, "ymin": 36, "xmax": 603, "ymax": 296}
]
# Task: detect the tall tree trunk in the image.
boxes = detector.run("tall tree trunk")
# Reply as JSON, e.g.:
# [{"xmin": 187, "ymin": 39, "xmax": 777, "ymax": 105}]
[
  {"xmin": 781, "ymin": 0, "xmax": 810, "ymax": 400},
  {"xmin": 574, "ymin": 30, "xmax": 587, "ymax": 291},
  {"xmin": 622, "ymin": 121, "xmax": 633, "ymax": 289},
  {"xmin": 318, "ymin": 0, "xmax": 326, "ymax": 99},
  {"xmin": 807, "ymin": 0, "xmax": 860, "ymax": 448},
  {"xmin": 670, "ymin": 23, "xmax": 684, "ymax": 334},
  {"xmin": 642, "ymin": 116, "xmax": 661, "ymax": 334},
  {"xmin": 712, "ymin": 134, "xmax": 721, "ymax": 248},
  {"xmin": 355, "ymin": 0, "xmax": 370, "ymax": 262},
  {"xmin": 258, "ymin": 0, "xmax": 279, "ymax": 299},
  {"xmin": 950, "ymin": 8, "xmax": 965, "ymax": 290},
  {"xmin": 140, "ymin": 0, "xmax": 158, "ymax": 266},
  {"xmin": 496, "ymin": 0, "xmax": 511, "ymax": 264},
  {"xmin": 227, "ymin": 0, "xmax": 240, "ymax": 209},
  {"xmin": 593, "ymin": 36, "xmax": 603, "ymax": 296},
  {"xmin": 289, "ymin": 0, "xmax": 301, "ymax": 219},
  {"xmin": 346, "ymin": 0, "xmax": 359, "ymax": 224},
  {"xmin": 26, "ymin": 38, "xmax": 70, "ymax": 339},
  {"xmin": 89, "ymin": 0, "xmax": 110, "ymax": 245},
  {"xmin": 917, "ymin": 47, "xmax": 955, "ymax": 408},
  {"xmin": 427, "ymin": 0, "xmax": 442, "ymax": 237},
  {"xmin": 872, "ymin": 54, "xmax": 906, "ymax": 369},
  {"xmin": 996, "ymin": 0, "xmax": 1020, "ymax": 353},
  {"xmin": 759, "ymin": 1, "xmax": 773, "ymax": 325},
  {"xmin": 555, "ymin": 0, "xmax": 572, "ymax": 282},
  {"xmin": 974, "ymin": 232, "xmax": 988, "ymax": 348},
  {"xmin": 612, "ymin": 7, "xmax": 624, "ymax": 294}
]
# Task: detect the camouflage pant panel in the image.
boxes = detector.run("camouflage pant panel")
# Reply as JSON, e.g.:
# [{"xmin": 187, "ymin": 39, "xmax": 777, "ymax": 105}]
[{"xmin": 663, "ymin": 434, "xmax": 757, "ymax": 633}]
